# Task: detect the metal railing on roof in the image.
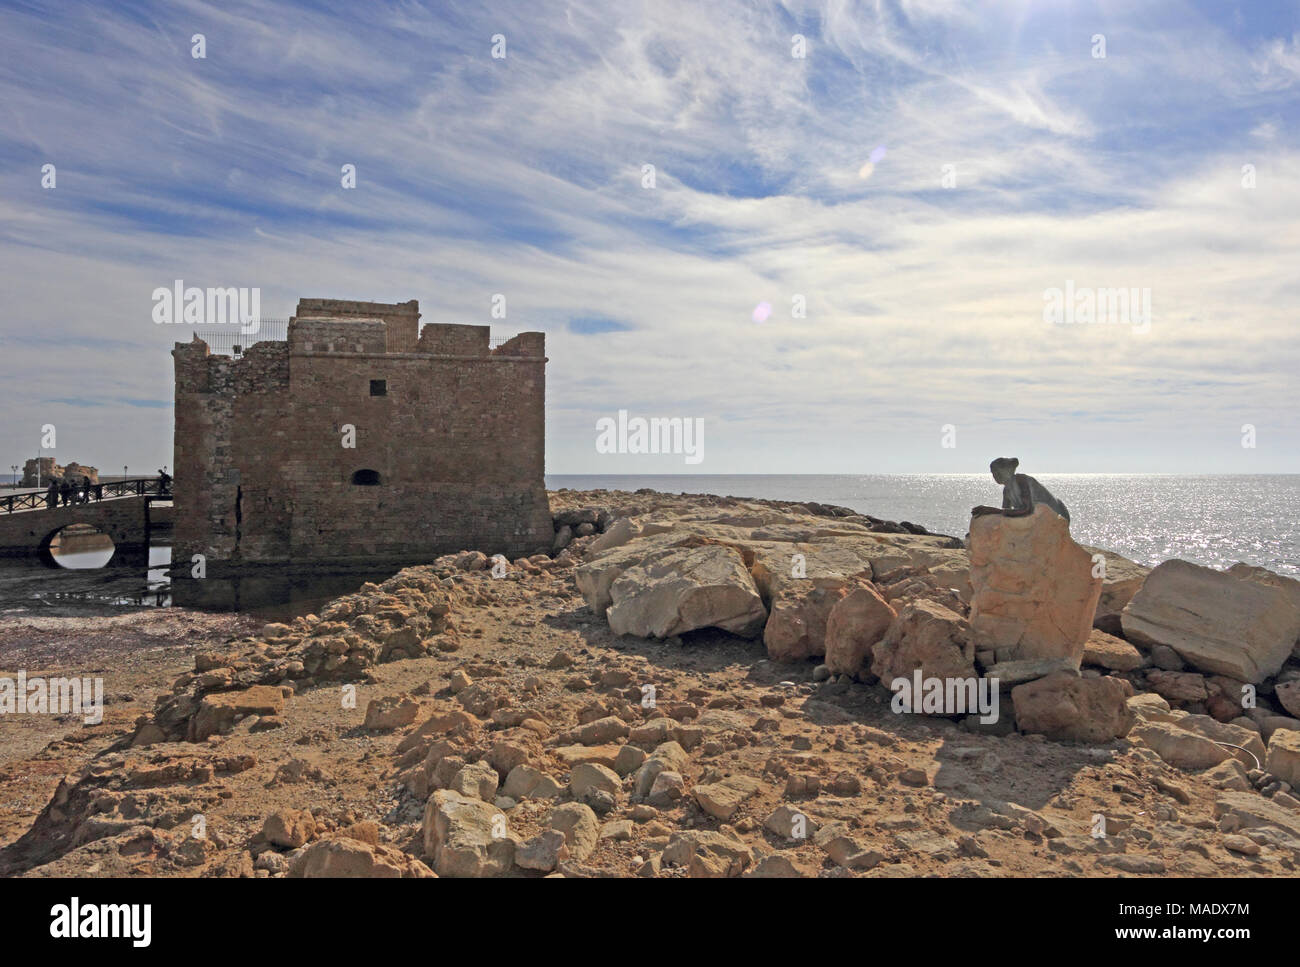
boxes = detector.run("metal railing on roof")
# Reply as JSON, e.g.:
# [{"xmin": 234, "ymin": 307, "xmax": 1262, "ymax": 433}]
[
  {"xmin": 195, "ymin": 320, "xmax": 518, "ymax": 355},
  {"xmin": 193, "ymin": 318, "xmax": 289, "ymax": 357}
]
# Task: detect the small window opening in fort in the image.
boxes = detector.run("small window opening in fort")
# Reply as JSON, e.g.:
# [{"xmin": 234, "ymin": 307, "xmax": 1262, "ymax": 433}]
[
  {"xmin": 370, "ymin": 379, "xmax": 387, "ymax": 397},
  {"xmin": 351, "ymin": 469, "xmax": 382, "ymax": 486}
]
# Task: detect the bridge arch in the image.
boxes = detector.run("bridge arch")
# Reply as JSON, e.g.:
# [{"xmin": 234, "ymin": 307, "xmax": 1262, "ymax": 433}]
[
  {"xmin": 0, "ymin": 494, "xmax": 154, "ymax": 561},
  {"xmin": 38, "ymin": 522, "xmax": 119, "ymax": 567}
]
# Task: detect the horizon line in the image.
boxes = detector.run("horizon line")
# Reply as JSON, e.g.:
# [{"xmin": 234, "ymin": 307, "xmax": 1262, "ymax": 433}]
[{"xmin": 543, "ymin": 471, "xmax": 1300, "ymax": 477}]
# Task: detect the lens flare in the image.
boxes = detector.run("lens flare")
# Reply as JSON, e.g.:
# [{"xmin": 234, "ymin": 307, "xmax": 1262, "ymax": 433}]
[{"xmin": 752, "ymin": 302, "xmax": 772, "ymax": 323}]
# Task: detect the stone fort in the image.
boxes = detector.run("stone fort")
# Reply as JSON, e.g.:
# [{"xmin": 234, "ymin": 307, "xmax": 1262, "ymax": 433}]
[{"xmin": 172, "ymin": 298, "xmax": 551, "ymax": 567}]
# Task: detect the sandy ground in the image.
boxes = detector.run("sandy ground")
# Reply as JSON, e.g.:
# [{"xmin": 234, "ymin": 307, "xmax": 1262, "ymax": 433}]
[
  {"xmin": 0, "ymin": 490, "xmax": 1295, "ymax": 878},
  {"xmin": 0, "ymin": 610, "xmax": 259, "ymax": 851}
]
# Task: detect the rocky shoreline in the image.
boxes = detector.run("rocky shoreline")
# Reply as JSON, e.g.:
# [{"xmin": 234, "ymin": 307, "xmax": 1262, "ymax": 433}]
[{"xmin": 1, "ymin": 487, "xmax": 1298, "ymax": 878}]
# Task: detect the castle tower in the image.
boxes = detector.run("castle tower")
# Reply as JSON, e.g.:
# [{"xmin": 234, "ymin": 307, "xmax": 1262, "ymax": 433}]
[{"xmin": 172, "ymin": 298, "xmax": 551, "ymax": 567}]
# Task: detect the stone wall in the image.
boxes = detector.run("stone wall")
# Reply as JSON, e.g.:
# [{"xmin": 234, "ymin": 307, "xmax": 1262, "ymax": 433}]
[
  {"xmin": 418, "ymin": 323, "xmax": 490, "ymax": 356},
  {"xmin": 172, "ymin": 299, "xmax": 551, "ymax": 568},
  {"xmin": 296, "ymin": 298, "xmax": 420, "ymax": 354},
  {"xmin": 289, "ymin": 318, "xmax": 388, "ymax": 355}
]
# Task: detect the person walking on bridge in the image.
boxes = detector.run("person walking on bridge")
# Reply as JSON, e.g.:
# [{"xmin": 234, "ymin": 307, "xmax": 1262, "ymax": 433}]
[{"xmin": 45, "ymin": 479, "xmax": 58, "ymax": 509}]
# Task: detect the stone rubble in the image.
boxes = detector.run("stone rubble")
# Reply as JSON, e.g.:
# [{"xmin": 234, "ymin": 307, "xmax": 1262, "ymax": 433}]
[{"xmin": 2, "ymin": 488, "xmax": 1298, "ymax": 879}]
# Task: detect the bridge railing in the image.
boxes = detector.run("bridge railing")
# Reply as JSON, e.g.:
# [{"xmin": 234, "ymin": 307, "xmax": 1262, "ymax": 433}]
[{"xmin": 0, "ymin": 478, "xmax": 170, "ymax": 514}]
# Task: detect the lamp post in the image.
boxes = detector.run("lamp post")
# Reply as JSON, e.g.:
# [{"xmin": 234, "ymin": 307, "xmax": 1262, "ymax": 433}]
[
  {"xmin": 123, "ymin": 465, "xmax": 128, "ymax": 481},
  {"xmin": 9, "ymin": 465, "xmax": 16, "ymax": 489}
]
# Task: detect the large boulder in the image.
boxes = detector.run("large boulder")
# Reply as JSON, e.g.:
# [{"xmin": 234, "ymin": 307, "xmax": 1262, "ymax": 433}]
[
  {"xmin": 1145, "ymin": 669, "xmax": 1208, "ymax": 703},
  {"xmin": 1275, "ymin": 680, "xmax": 1300, "ymax": 718},
  {"xmin": 762, "ymin": 583, "xmax": 854, "ymax": 661},
  {"xmin": 1010, "ymin": 672, "xmax": 1134, "ymax": 742},
  {"xmin": 1175, "ymin": 713, "xmax": 1267, "ymax": 769},
  {"xmin": 870, "ymin": 599, "xmax": 974, "ymax": 684},
  {"xmin": 514, "ymin": 830, "xmax": 569, "ymax": 872},
  {"xmin": 262, "ymin": 809, "xmax": 316, "ymax": 849},
  {"xmin": 662, "ymin": 830, "xmax": 753, "ymax": 877},
  {"xmin": 984, "ymin": 656, "xmax": 1079, "ymax": 686},
  {"xmin": 573, "ymin": 533, "xmax": 697, "ymax": 614},
  {"xmin": 749, "ymin": 543, "xmax": 877, "ymax": 661},
  {"xmin": 422, "ymin": 790, "xmax": 514, "ymax": 877},
  {"xmin": 1081, "ymin": 546, "xmax": 1149, "ymax": 633},
  {"xmin": 1129, "ymin": 720, "xmax": 1231, "ymax": 771},
  {"xmin": 877, "ymin": 546, "xmax": 973, "ymax": 603},
  {"xmin": 288, "ymin": 837, "xmax": 435, "ymax": 878},
  {"xmin": 605, "ymin": 544, "xmax": 767, "ymax": 639},
  {"xmin": 1255, "ymin": 714, "xmax": 1300, "ymax": 743},
  {"xmin": 853, "ymin": 535, "xmax": 971, "ymax": 588},
  {"xmin": 1120, "ymin": 560, "xmax": 1300, "ymax": 683},
  {"xmin": 1266, "ymin": 729, "xmax": 1300, "ymax": 788},
  {"xmin": 920, "ymin": 552, "xmax": 974, "ymax": 603},
  {"xmin": 547, "ymin": 802, "xmax": 600, "ymax": 862},
  {"xmin": 633, "ymin": 742, "xmax": 691, "ymax": 799},
  {"xmin": 364, "ymin": 696, "xmax": 420, "ymax": 731},
  {"xmin": 824, "ymin": 585, "xmax": 897, "ymax": 677},
  {"xmin": 1082, "ymin": 628, "xmax": 1144, "ymax": 672},
  {"xmin": 1213, "ymin": 790, "xmax": 1300, "ymax": 840},
  {"xmin": 968, "ymin": 507, "xmax": 1101, "ymax": 664},
  {"xmin": 692, "ymin": 775, "xmax": 765, "ymax": 821},
  {"xmin": 449, "ymin": 761, "xmax": 500, "ymax": 801},
  {"xmin": 190, "ymin": 685, "xmax": 285, "ymax": 741},
  {"xmin": 586, "ymin": 517, "xmax": 640, "ymax": 554},
  {"xmin": 569, "ymin": 762, "xmax": 621, "ymax": 802}
]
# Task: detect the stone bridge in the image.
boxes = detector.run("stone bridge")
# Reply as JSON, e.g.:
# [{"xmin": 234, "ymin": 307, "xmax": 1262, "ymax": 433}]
[{"xmin": 0, "ymin": 495, "xmax": 170, "ymax": 562}]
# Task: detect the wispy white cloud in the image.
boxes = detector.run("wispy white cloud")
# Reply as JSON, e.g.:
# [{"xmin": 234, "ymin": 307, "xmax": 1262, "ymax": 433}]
[
  {"xmin": 1254, "ymin": 32, "xmax": 1300, "ymax": 90},
  {"xmin": 0, "ymin": 0, "xmax": 1297, "ymax": 475}
]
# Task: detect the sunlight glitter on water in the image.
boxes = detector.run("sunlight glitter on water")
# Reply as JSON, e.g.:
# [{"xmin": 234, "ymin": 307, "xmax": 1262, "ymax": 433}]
[{"xmin": 547, "ymin": 474, "xmax": 1300, "ymax": 576}]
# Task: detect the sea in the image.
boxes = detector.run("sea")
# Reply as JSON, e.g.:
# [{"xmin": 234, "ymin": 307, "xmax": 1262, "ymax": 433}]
[{"xmin": 546, "ymin": 474, "xmax": 1300, "ymax": 577}]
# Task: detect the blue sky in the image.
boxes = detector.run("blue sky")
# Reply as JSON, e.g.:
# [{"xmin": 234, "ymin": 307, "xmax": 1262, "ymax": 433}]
[{"xmin": 1, "ymin": 0, "xmax": 1298, "ymax": 475}]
